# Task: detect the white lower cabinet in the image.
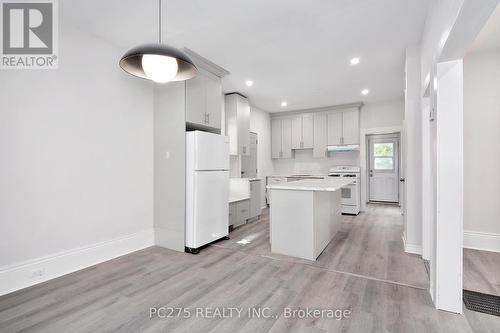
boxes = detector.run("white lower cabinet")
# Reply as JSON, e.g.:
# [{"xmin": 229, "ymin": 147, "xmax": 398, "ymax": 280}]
[
  {"xmin": 229, "ymin": 202, "xmax": 237, "ymax": 226},
  {"xmin": 229, "ymin": 179, "xmax": 261, "ymax": 228},
  {"xmin": 249, "ymin": 180, "xmax": 262, "ymax": 219},
  {"xmin": 234, "ymin": 200, "xmax": 250, "ymax": 227}
]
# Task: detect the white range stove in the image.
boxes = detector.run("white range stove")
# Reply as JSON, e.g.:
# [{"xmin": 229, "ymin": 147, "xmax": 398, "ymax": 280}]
[{"xmin": 328, "ymin": 166, "xmax": 360, "ymax": 215}]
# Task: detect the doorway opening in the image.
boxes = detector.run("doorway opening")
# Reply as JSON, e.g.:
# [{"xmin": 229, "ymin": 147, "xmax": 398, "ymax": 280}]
[{"xmin": 367, "ymin": 133, "xmax": 400, "ymax": 204}]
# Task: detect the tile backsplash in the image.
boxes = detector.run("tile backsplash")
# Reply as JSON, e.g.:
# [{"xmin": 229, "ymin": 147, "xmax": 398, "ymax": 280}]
[{"xmin": 272, "ymin": 149, "xmax": 359, "ymax": 175}]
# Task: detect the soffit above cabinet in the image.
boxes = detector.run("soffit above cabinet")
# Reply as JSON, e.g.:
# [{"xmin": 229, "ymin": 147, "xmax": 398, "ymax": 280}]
[
  {"xmin": 270, "ymin": 102, "xmax": 363, "ymax": 119},
  {"xmin": 183, "ymin": 48, "xmax": 230, "ymax": 78}
]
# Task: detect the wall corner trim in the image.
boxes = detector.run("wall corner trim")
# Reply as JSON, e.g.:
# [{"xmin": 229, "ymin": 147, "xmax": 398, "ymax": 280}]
[
  {"xmin": 402, "ymin": 235, "xmax": 423, "ymax": 255},
  {"xmin": 0, "ymin": 228, "xmax": 155, "ymax": 296}
]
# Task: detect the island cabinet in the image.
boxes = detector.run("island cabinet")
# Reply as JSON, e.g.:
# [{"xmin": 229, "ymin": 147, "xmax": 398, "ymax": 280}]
[
  {"xmin": 271, "ymin": 118, "xmax": 292, "ymax": 159},
  {"xmin": 186, "ymin": 68, "xmax": 223, "ymax": 130},
  {"xmin": 267, "ymin": 178, "xmax": 353, "ymax": 261},
  {"xmin": 225, "ymin": 93, "xmax": 250, "ymax": 156},
  {"xmin": 291, "ymin": 114, "xmax": 313, "ymax": 149}
]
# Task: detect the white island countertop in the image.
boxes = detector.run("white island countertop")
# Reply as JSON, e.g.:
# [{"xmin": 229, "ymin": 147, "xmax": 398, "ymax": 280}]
[{"xmin": 267, "ymin": 178, "xmax": 354, "ymax": 192}]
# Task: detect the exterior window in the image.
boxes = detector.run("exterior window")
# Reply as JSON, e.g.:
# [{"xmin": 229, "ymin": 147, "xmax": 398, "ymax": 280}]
[{"xmin": 373, "ymin": 143, "xmax": 394, "ymax": 170}]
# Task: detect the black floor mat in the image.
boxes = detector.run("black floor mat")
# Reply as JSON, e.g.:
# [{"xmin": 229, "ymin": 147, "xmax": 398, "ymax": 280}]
[{"xmin": 463, "ymin": 289, "xmax": 500, "ymax": 317}]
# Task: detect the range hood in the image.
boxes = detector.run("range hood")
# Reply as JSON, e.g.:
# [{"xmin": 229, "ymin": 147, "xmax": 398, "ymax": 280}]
[{"xmin": 327, "ymin": 144, "xmax": 359, "ymax": 152}]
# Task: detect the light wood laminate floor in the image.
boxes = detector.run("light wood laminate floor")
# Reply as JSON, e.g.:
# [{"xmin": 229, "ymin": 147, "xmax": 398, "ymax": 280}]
[
  {"xmin": 464, "ymin": 248, "xmax": 500, "ymax": 295},
  {"xmin": 1, "ymin": 206, "xmax": 499, "ymax": 332},
  {"xmin": 217, "ymin": 204, "xmax": 429, "ymax": 289}
]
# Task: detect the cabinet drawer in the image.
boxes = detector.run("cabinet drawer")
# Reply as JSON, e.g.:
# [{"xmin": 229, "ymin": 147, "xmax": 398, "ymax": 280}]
[{"xmin": 228, "ymin": 202, "xmax": 237, "ymax": 226}]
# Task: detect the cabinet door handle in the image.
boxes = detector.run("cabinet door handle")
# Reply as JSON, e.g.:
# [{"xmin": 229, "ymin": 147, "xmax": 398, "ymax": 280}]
[{"xmin": 207, "ymin": 113, "xmax": 210, "ymax": 124}]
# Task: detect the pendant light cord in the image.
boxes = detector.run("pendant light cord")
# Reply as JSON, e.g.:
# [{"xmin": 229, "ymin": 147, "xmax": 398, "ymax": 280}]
[{"xmin": 158, "ymin": 0, "xmax": 162, "ymax": 44}]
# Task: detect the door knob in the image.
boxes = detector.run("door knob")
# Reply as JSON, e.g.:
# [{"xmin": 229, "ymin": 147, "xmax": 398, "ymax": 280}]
[{"xmin": 400, "ymin": 178, "xmax": 406, "ymax": 182}]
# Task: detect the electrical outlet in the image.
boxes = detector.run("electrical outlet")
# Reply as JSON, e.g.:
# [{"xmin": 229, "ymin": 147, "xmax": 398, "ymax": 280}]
[{"xmin": 31, "ymin": 269, "xmax": 45, "ymax": 278}]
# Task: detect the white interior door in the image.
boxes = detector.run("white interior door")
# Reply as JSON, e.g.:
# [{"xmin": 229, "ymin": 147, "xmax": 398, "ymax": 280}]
[{"xmin": 368, "ymin": 135, "xmax": 399, "ymax": 203}]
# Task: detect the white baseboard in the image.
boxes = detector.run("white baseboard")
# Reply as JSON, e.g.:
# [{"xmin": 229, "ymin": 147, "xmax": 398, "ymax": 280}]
[
  {"xmin": 463, "ymin": 230, "xmax": 500, "ymax": 253},
  {"xmin": 0, "ymin": 228, "xmax": 155, "ymax": 296},
  {"xmin": 402, "ymin": 235, "xmax": 422, "ymax": 255}
]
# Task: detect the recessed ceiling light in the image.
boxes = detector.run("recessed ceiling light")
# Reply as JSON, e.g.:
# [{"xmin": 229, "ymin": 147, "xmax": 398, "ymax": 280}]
[
  {"xmin": 361, "ymin": 89, "xmax": 370, "ymax": 95},
  {"xmin": 245, "ymin": 80, "xmax": 253, "ymax": 87},
  {"xmin": 350, "ymin": 57, "xmax": 360, "ymax": 65},
  {"xmin": 281, "ymin": 101, "xmax": 288, "ymax": 107}
]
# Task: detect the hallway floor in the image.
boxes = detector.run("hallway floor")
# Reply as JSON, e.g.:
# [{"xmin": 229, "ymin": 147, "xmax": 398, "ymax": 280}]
[{"xmin": 464, "ymin": 248, "xmax": 500, "ymax": 296}]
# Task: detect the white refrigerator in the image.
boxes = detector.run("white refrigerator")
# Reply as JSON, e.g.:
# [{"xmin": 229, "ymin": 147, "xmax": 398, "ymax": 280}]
[{"xmin": 185, "ymin": 131, "xmax": 229, "ymax": 253}]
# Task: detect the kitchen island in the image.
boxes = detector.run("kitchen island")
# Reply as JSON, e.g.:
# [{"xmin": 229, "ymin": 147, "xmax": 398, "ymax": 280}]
[{"xmin": 267, "ymin": 178, "xmax": 353, "ymax": 261}]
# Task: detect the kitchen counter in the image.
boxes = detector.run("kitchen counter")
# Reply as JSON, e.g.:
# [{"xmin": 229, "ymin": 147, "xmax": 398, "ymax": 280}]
[
  {"xmin": 268, "ymin": 178, "xmax": 352, "ymax": 261},
  {"xmin": 268, "ymin": 174, "xmax": 327, "ymax": 179},
  {"xmin": 228, "ymin": 196, "xmax": 250, "ymax": 204},
  {"xmin": 267, "ymin": 178, "xmax": 353, "ymax": 191}
]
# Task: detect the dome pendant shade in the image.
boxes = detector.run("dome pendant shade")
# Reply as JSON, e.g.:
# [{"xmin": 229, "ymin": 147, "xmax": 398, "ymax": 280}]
[{"xmin": 119, "ymin": 43, "xmax": 197, "ymax": 82}]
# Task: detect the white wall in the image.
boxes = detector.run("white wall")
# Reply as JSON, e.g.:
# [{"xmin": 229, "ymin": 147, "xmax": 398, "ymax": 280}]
[
  {"xmin": 360, "ymin": 99, "xmax": 404, "ymax": 129},
  {"xmin": 417, "ymin": 0, "xmax": 499, "ymax": 311},
  {"xmin": 463, "ymin": 49, "xmax": 500, "ymax": 242},
  {"xmin": 154, "ymin": 83, "xmax": 186, "ymax": 252},
  {"xmin": 272, "ymin": 100, "xmax": 404, "ymax": 175},
  {"xmin": 0, "ymin": 24, "xmax": 154, "ymax": 294},
  {"xmin": 250, "ymin": 107, "xmax": 274, "ymax": 208},
  {"xmin": 404, "ymin": 46, "xmax": 423, "ymax": 254}
]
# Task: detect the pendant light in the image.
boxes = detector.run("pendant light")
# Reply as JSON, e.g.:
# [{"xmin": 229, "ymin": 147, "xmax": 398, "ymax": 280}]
[{"xmin": 119, "ymin": 0, "xmax": 197, "ymax": 83}]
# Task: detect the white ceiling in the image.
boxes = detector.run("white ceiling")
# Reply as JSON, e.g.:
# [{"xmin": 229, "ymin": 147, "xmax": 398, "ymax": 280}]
[
  {"xmin": 64, "ymin": 0, "xmax": 429, "ymax": 112},
  {"xmin": 468, "ymin": 4, "xmax": 500, "ymax": 53}
]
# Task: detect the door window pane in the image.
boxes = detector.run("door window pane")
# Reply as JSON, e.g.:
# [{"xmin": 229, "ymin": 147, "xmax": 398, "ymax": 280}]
[
  {"xmin": 374, "ymin": 143, "xmax": 394, "ymax": 157},
  {"xmin": 374, "ymin": 157, "xmax": 393, "ymax": 170}
]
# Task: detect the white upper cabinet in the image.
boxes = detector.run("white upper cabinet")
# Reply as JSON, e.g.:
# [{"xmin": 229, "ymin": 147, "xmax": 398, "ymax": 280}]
[
  {"xmin": 205, "ymin": 73, "xmax": 222, "ymax": 129},
  {"xmin": 281, "ymin": 118, "xmax": 292, "ymax": 158},
  {"xmin": 342, "ymin": 109, "xmax": 360, "ymax": 144},
  {"xmin": 225, "ymin": 93, "xmax": 250, "ymax": 156},
  {"xmin": 313, "ymin": 113, "xmax": 328, "ymax": 158},
  {"xmin": 186, "ymin": 69, "xmax": 223, "ymax": 130},
  {"xmin": 271, "ymin": 118, "xmax": 292, "ymax": 159},
  {"xmin": 272, "ymin": 106, "xmax": 360, "ymax": 159},
  {"xmin": 302, "ymin": 114, "xmax": 314, "ymax": 148},
  {"xmin": 292, "ymin": 115, "xmax": 313, "ymax": 149},
  {"xmin": 291, "ymin": 116, "xmax": 302, "ymax": 149},
  {"xmin": 327, "ymin": 112, "xmax": 343, "ymax": 145},
  {"xmin": 186, "ymin": 73, "xmax": 206, "ymax": 125},
  {"xmin": 327, "ymin": 109, "xmax": 360, "ymax": 145},
  {"xmin": 271, "ymin": 118, "xmax": 282, "ymax": 159}
]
